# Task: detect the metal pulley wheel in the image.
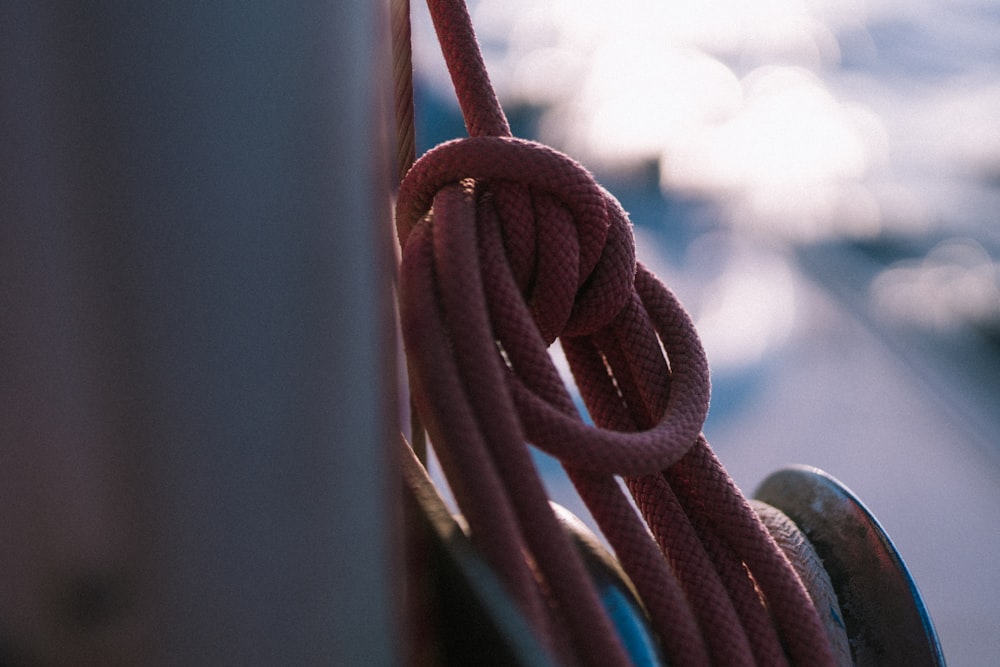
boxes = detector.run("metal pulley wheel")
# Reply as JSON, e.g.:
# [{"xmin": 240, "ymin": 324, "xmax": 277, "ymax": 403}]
[{"xmin": 754, "ymin": 465, "xmax": 945, "ymax": 667}]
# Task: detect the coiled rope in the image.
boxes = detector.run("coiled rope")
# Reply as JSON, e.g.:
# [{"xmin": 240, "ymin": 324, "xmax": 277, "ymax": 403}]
[{"xmin": 394, "ymin": 1, "xmax": 837, "ymax": 665}]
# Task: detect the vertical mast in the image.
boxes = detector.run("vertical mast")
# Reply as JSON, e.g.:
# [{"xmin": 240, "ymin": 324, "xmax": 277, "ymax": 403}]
[{"xmin": 0, "ymin": 2, "xmax": 398, "ymax": 664}]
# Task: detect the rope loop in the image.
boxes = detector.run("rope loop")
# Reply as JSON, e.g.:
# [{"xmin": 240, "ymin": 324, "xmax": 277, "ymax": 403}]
[
  {"xmin": 397, "ymin": 134, "xmax": 712, "ymax": 475},
  {"xmin": 511, "ymin": 267, "xmax": 712, "ymax": 476},
  {"xmin": 397, "ymin": 135, "xmax": 636, "ymax": 341}
]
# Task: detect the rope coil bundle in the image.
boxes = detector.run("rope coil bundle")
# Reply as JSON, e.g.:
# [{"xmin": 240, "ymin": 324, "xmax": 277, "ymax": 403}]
[{"xmin": 395, "ymin": 1, "xmax": 841, "ymax": 664}]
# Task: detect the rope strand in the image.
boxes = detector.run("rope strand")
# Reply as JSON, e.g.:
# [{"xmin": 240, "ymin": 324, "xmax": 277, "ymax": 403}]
[{"xmin": 398, "ymin": 1, "xmax": 838, "ymax": 664}]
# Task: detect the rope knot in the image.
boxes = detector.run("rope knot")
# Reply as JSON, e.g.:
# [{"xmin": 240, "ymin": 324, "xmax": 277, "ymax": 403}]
[{"xmin": 396, "ymin": 136, "xmax": 636, "ymax": 342}]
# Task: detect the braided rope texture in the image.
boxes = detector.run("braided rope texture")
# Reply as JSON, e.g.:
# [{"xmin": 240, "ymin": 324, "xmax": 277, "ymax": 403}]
[{"xmin": 396, "ymin": 1, "xmax": 838, "ymax": 664}]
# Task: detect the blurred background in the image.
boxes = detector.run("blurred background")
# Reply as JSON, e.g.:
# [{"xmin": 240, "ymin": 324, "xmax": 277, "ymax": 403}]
[{"xmin": 412, "ymin": 0, "xmax": 1000, "ymax": 664}]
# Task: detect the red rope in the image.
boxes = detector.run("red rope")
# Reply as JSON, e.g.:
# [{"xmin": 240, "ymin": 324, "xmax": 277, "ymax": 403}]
[{"xmin": 397, "ymin": 1, "xmax": 838, "ymax": 664}]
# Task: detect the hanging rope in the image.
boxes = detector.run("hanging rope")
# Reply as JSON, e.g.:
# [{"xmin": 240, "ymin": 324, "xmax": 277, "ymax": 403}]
[{"xmin": 395, "ymin": 0, "xmax": 837, "ymax": 664}]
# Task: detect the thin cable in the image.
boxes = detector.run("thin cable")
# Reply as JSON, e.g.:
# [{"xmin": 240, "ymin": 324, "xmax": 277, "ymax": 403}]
[{"xmin": 390, "ymin": 0, "xmax": 428, "ymax": 463}]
